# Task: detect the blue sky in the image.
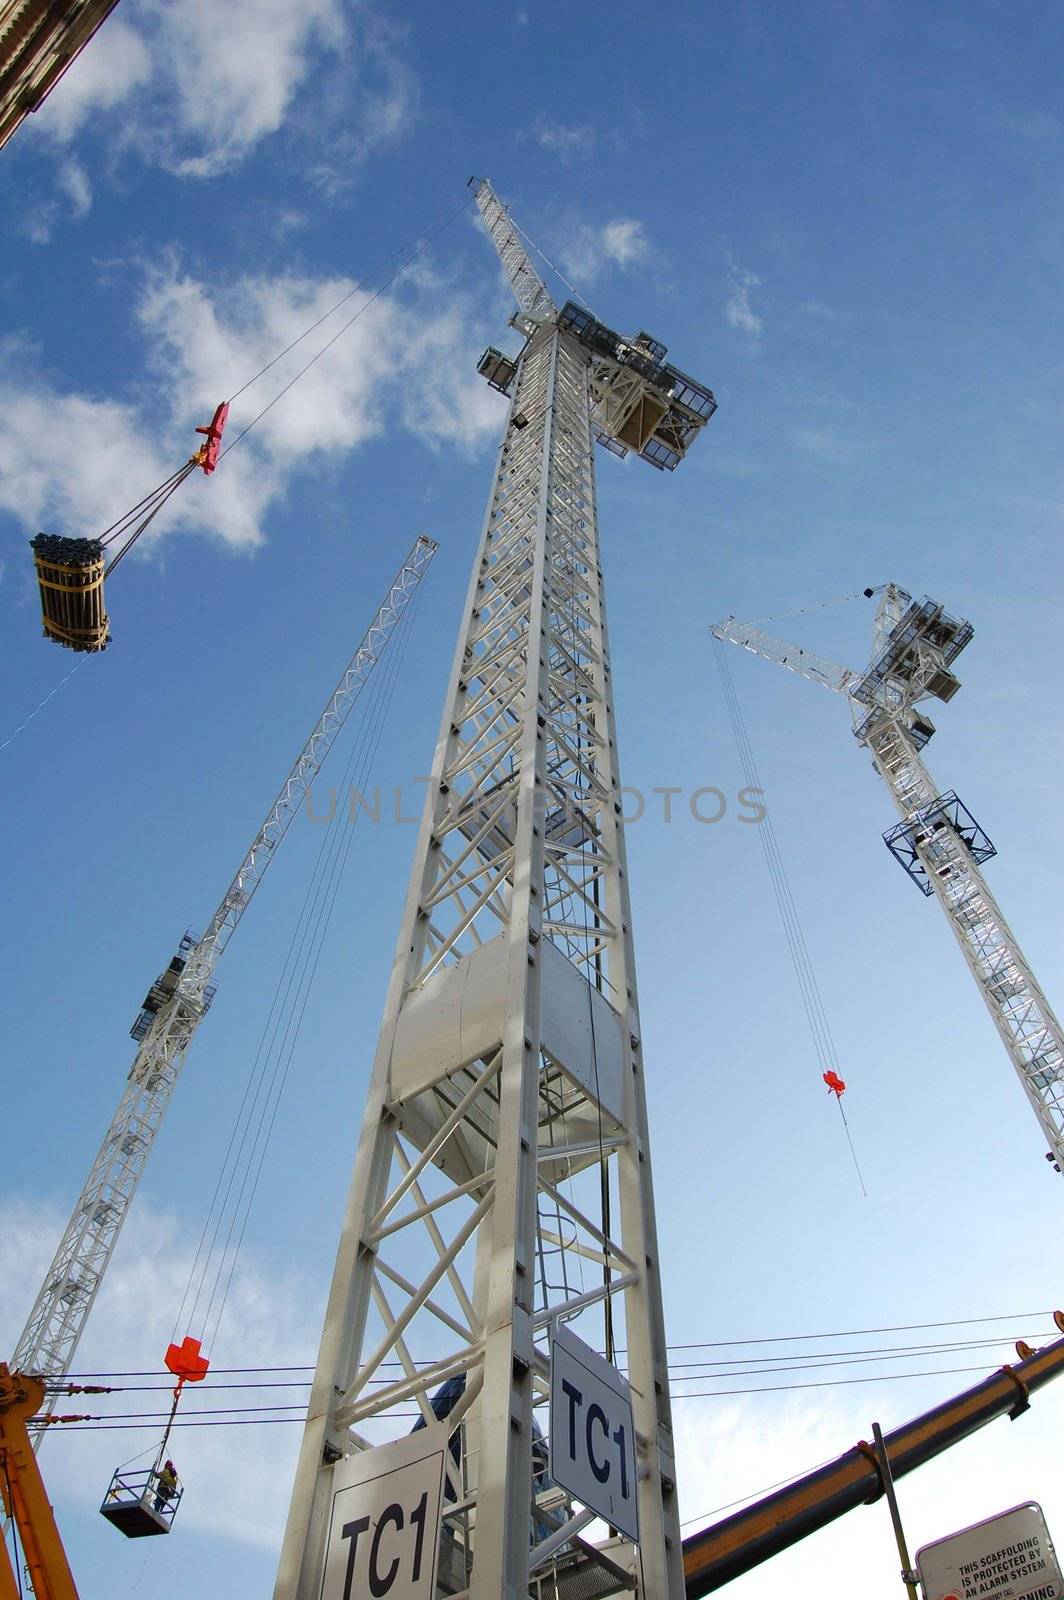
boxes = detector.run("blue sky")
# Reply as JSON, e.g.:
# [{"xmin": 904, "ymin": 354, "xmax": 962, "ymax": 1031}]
[{"xmin": 1, "ymin": 2, "xmax": 1063, "ymax": 1596}]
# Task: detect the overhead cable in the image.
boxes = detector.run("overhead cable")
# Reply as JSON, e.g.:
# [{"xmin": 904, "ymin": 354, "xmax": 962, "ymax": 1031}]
[{"xmin": 34, "ymin": 1357, "xmax": 1034, "ymax": 1435}]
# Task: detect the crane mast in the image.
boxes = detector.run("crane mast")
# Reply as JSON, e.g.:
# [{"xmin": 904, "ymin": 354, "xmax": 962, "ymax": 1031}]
[
  {"xmin": 12, "ymin": 536, "xmax": 438, "ymax": 1388},
  {"xmin": 712, "ymin": 587, "xmax": 1064, "ymax": 1174},
  {"xmin": 275, "ymin": 179, "xmax": 716, "ymax": 1600}
]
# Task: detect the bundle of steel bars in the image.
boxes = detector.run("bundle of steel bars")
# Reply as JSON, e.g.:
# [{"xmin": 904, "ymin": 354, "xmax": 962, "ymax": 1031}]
[{"xmin": 30, "ymin": 533, "xmax": 110, "ymax": 652}]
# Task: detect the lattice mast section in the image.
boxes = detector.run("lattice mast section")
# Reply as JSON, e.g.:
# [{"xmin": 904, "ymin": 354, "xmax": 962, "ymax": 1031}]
[
  {"xmin": 13, "ymin": 537, "xmax": 437, "ymax": 1387},
  {"xmin": 713, "ymin": 586, "xmax": 1064, "ymax": 1172},
  {"xmin": 275, "ymin": 180, "xmax": 716, "ymax": 1600}
]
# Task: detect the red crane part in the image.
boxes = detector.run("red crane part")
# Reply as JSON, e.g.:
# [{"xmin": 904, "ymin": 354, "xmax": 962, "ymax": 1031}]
[
  {"xmin": 822, "ymin": 1069, "xmax": 846, "ymax": 1097},
  {"xmin": 193, "ymin": 402, "xmax": 229, "ymax": 474},
  {"xmin": 164, "ymin": 1336, "xmax": 209, "ymax": 1386}
]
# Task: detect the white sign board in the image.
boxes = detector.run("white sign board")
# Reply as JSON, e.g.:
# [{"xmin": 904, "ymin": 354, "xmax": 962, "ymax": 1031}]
[
  {"xmin": 320, "ymin": 1425, "xmax": 447, "ymax": 1600},
  {"xmin": 917, "ymin": 1502, "xmax": 1063, "ymax": 1600},
  {"xmin": 549, "ymin": 1321, "xmax": 639, "ymax": 1543}
]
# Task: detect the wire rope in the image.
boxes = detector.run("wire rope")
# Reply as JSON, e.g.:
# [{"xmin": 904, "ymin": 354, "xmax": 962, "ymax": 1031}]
[
  {"xmin": 58, "ymin": 1333, "xmax": 1050, "ymax": 1396},
  {"xmin": 173, "ymin": 590, "xmax": 423, "ymax": 1359},
  {"xmin": 71, "ymin": 1307, "xmax": 1059, "ymax": 1381},
  {"xmin": 102, "ymin": 463, "xmax": 198, "ymax": 573},
  {"xmin": 678, "ymin": 1448, "xmax": 848, "ymax": 1528},
  {"xmin": 202, "ymin": 589, "xmax": 424, "ymax": 1349},
  {"xmin": 222, "ymin": 214, "xmax": 449, "ymax": 407},
  {"xmin": 217, "ymin": 194, "xmax": 475, "ymax": 462},
  {"xmin": 32, "ymin": 1355, "xmax": 1045, "ymax": 1435},
  {"xmin": 712, "ymin": 636, "xmax": 868, "ymax": 1195},
  {"xmin": 0, "ymin": 659, "xmax": 87, "ymax": 754},
  {"xmin": 745, "ymin": 590, "xmax": 867, "ymax": 626},
  {"xmin": 169, "ymin": 609, "xmax": 411, "ymax": 1341},
  {"xmin": 508, "ymin": 217, "xmax": 595, "ymax": 315}
]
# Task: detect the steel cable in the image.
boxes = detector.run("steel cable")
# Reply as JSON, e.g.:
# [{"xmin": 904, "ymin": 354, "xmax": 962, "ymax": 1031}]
[
  {"xmin": 202, "ymin": 587, "xmax": 425, "ymax": 1349},
  {"xmin": 712, "ymin": 637, "xmax": 868, "ymax": 1194},
  {"xmin": 174, "ymin": 589, "xmax": 424, "ymax": 1357}
]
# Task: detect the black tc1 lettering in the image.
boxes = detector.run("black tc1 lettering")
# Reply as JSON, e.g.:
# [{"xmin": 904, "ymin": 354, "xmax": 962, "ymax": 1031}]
[
  {"xmin": 340, "ymin": 1491, "xmax": 431, "ymax": 1599},
  {"xmin": 559, "ymin": 1376, "xmax": 631, "ymax": 1502}
]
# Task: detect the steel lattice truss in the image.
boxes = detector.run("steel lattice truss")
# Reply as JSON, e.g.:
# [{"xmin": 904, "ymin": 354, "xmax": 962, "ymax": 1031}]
[
  {"xmin": 276, "ymin": 185, "xmax": 698, "ymax": 1600},
  {"xmin": 474, "ymin": 177, "xmax": 557, "ymax": 321},
  {"xmin": 713, "ymin": 586, "xmax": 1064, "ymax": 1173},
  {"xmin": 13, "ymin": 537, "xmax": 437, "ymax": 1388},
  {"xmin": 867, "ymin": 714, "xmax": 1064, "ymax": 1159}
]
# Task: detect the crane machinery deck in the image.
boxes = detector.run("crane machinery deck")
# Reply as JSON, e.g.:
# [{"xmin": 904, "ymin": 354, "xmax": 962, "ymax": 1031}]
[
  {"xmin": 11, "ymin": 536, "xmax": 437, "ymax": 1398},
  {"xmin": 273, "ymin": 178, "xmax": 716, "ymax": 1600},
  {"xmin": 712, "ymin": 584, "xmax": 1064, "ymax": 1177}
]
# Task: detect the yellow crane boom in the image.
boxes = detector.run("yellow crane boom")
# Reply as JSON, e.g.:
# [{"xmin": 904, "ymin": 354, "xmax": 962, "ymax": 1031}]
[{"xmin": 0, "ymin": 1365, "xmax": 78, "ymax": 1600}]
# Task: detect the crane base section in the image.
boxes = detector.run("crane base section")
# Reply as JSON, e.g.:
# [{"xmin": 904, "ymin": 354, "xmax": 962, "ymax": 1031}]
[
  {"xmin": 100, "ymin": 1468, "xmax": 181, "ymax": 1537},
  {"xmin": 31, "ymin": 534, "xmax": 110, "ymax": 653}
]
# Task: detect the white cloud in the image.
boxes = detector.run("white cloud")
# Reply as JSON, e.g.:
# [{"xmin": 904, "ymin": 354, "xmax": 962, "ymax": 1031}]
[
  {"xmin": 799, "ymin": 298, "xmax": 848, "ymax": 324},
  {"xmin": 0, "ymin": 330, "xmax": 277, "ymax": 552},
  {"xmin": 28, "ymin": 0, "xmax": 410, "ymax": 188},
  {"xmin": 726, "ymin": 266, "xmax": 763, "ymax": 338},
  {"xmin": 792, "ymin": 424, "xmax": 864, "ymax": 463},
  {"xmin": 14, "ymin": 160, "xmax": 93, "ymax": 243},
  {"xmin": 153, "ymin": 0, "xmax": 345, "ymax": 177},
  {"xmin": 527, "ymin": 115, "xmax": 596, "ymax": 162},
  {"xmin": 18, "ymin": 210, "xmax": 55, "ymax": 246},
  {"xmin": 0, "ymin": 258, "xmax": 505, "ymax": 556},
  {"xmin": 303, "ymin": 24, "xmax": 417, "ymax": 197},
  {"xmin": 600, "ymin": 219, "xmax": 648, "ymax": 268},
  {"xmin": 393, "ymin": 294, "xmax": 508, "ymax": 450},
  {"xmin": 56, "ymin": 160, "xmax": 92, "ymax": 219},
  {"xmin": 560, "ymin": 217, "xmax": 649, "ymax": 283},
  {"xmin": 32, "ymin": 16, "xmax": 152, "ymax": 141}
]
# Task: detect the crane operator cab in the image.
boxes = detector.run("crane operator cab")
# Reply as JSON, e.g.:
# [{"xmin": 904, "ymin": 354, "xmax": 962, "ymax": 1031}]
[{"xmin": 100, "ymin": 1460, "xmax": 182, "ymax": 1537}]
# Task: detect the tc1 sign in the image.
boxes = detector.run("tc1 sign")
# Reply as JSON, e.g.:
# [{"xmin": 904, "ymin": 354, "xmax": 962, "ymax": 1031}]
[
  {"xmin": 549, "ymin": 1320, "xmax": 639, "ymax": 1543},
  {"xmin": 917, "ymin": 1502, "xmax": 1063, "ymax": 1600},
  {"xmin": 319, "ymin": 1426, "xmax": 446, "ymax": 1600}
]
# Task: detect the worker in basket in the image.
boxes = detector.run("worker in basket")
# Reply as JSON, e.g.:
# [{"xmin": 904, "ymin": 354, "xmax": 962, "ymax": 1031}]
[{"xmin": 154, "ymin": 1459, "xmax": 179, "ymax": 1514}]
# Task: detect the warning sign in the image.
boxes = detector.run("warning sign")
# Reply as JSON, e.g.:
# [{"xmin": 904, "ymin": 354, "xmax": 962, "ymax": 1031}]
[{"xmin": 917, "ymin": 1503, "xmax": 1062, "ymax": 1600}]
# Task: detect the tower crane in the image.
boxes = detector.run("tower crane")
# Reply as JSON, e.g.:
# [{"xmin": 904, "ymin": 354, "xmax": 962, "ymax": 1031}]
[
  {"xmin": 11, "ymin": 536, "xmax": 437, "ymax": 1392},
  {"xmin": 712, "ymin": 584, "xmax": 1064, "ymax": 1175},
  {"xmin": 274, "ymin": 179, "xmax": 716, "ymax": 1600}
]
